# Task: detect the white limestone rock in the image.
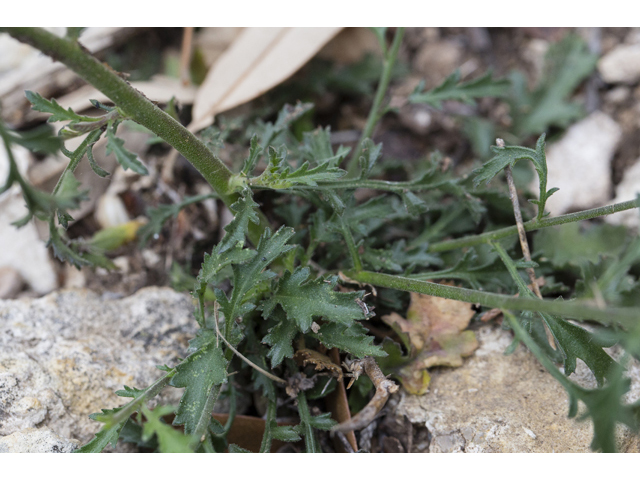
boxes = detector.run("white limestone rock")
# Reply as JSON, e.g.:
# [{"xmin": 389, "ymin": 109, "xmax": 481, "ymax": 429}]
[
  {"xmin": 0, "ymin": 428, "xmax": 79, "ymax": 453},
  {"xmin": 599, "ymin": 43, "xmax": 640, "ymax": 84},
  {"xmin": 0, "ymin": 287, "xmax": 198, "ymax": 451},
  {"xmin": 529, "ymin": 111, "xmax": 621, "ymax": 217},
  {"xmin": 607, "ymin": 158, "xmax": 640, "ymax": 229}
]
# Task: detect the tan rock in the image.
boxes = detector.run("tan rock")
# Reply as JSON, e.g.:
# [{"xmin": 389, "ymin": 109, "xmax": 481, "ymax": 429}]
[
  {"xmin": 397, "ymin": 325, "xmax": 640, "ymax": 452},
  {"xmin": 414, "ymin": 41, "xmax": 463, "ymax": 88}
]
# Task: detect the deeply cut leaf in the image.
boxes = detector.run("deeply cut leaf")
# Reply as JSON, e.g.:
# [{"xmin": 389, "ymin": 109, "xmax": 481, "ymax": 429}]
[
  {"xmin": 409, "ymin": 70, "xmax": 510, "ymax": 109},
  {"xmin": 261, "ymin": 267, "xmax": 366, "ymax": 333},
  {"xmin": 26, "ymin": 90, "xmax": 97, "ymax": 123},
  {"xmin": 141, "ymin": 405, "xmax": 194, "ymax": 453},
  {"xmin": 252, "ymin": 145, "xmax": 346, "ymax": 189},
  {"xmin": 511, "ymin": 34, "xmax": 598, "ymax": 138},
  {"xmin": 311, "ymin": 322, "xmax": 385, "ymax": 358},
  {"xmin": 105, "ymin": 125, "xmax": 149, "ymax": 175},
  {"xmin": 169, "ymin": 330, "xmax": 228, "ymax": 434},
  {"xmin": 474, "ymin": 134, "xmax": 554, "ymax": 221}
]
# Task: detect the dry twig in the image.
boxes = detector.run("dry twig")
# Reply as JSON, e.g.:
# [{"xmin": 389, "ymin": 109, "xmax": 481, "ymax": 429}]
[
  {"xmin": 213, "ymin": 302, "xmax": 286, "ymax": 384},
  {"xmin": 331, "ymin": 356, "xmax": 398, "ymax": 433},
  {"xmin": 498, "ymin": 138, "xmax": 556, "ymax": 349},
  {"xmin": 180, "ymin": 27, "xmax": 195, "ymax": 87}
]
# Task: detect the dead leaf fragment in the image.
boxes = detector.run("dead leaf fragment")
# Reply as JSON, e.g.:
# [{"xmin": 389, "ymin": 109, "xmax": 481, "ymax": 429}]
[
  {"xmin": 189, "ymin": 27, "xmax": 342, "ymax": 131},
  {"xmin": 332, "ymin": 356, "xmax": 398, "ymax": 433},
  {"xmin": 325, "ymin": 348, "xmax": 358, "ymax": 452},
  {"xmin": 381, "ymin": 286, "xmax": 479, "ymax": 395},
  {"xmin": 212, "ymin": 413, "xmax": 298, "ymax": 453},
  {"xmin": 294, "ymin": 348, "xmax": 343, "ymax": 381},
  {"xmin": 285, "ymin": 372, "xmax": 316, "ymax": 399}
]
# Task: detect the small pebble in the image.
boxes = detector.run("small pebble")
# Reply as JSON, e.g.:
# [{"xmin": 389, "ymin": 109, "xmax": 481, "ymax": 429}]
[{"xmin": 0, "ymin": 266, "xmax": 23, "ymax": 299}]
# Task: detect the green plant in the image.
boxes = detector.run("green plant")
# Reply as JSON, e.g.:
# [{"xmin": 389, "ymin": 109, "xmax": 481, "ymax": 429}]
[{"xmin": 2, "ymin": 27, "xmax": 640, "ymax": 453}]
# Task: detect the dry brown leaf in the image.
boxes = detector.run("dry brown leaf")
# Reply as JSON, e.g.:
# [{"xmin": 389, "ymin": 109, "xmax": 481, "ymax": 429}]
[
  {"xmin": 381, "ymin": 285, "xmax": 479, "ymax": 395},
  {"xmin": 189, "ymin": 27, "xmax": 342, "ymax": 132},
  {"xmin": 325, "ymin": 348, "xmax": 357, "ymax": 452},
  {"xmin": 317, "ymin": 27, "xmax": 383, "ymax": 65},
  {"xmin": 211, "ymin": 413, "xmax": 298, "ymax": 453},
  {"xmin": 294, "ymin": 348, "xmax": 343, "ymax": 381}
]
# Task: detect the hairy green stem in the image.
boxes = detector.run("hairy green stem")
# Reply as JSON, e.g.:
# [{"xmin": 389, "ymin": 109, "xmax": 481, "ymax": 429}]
[
  {"xmin": 503, "ymin": 311, "xmax": 572, "ymax": 389},
  {"xmin": 2, "ymin": 29, "xmax": 234, "ymax": 200},
  {"xmin": 346, "ymin": 28, "xmax": 405, "ymax": 177},
  {"xmin": 427, "ymin": 199, "xmax": 640, "ymax": 253},
  {"xmin": 288, "ymin": 178, "xmax": 449, "ymax": 193},
  {"xmin": 2, "ymin": 27, "xmax": 270, "ymax": 243},
  {"xmin": 344, "ymin": 269, "xmax": 640, "ymax": 328},
  {"xmin": 490, "ymin": 241, "xmax": 533, "ymax": 295}
]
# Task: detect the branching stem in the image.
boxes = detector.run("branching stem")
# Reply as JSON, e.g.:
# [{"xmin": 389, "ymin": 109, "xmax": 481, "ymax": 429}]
[
  {"xmin": 346, "ymin": 28, "xmax": 405, "ymax": 176},
  {"xmin": 344, "ymin": 269, "xmax": 640, "ymax": 328},
  {"xmin": 427, "ymin": 199, "xmax": 640, "ymax": 253},
  {"xmin": 1, "ymin": 27, "xmax": 270, "ymax": 244},
  {"xmin": 500, "ymin": 138, "xmax": 555, "ymax": 349},
  {"xmin": 52, "ymin": 129, "xmax": 102, "ymax": 196}
]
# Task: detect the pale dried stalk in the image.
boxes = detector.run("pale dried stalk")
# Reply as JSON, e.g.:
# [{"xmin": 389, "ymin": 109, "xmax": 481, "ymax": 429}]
[
  {"xmin": 498, "ymin": 138, "xmax": 556, "ymax": 349},
  {"xmin": 332, "ymin": 356, "xmax": 398, "ymax": 433},
  {"xmin": 213, "ymin": 302, "xmax": 286, "ymax": 384},
  {"xmin": 180, "ymin": 27, "xmax": 195, "ymax": 87}
]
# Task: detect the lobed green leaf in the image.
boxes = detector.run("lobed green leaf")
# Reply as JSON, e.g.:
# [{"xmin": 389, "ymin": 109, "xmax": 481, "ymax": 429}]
[
  {"xmin": 261, "ymin": 267, "xmax": 366, "ymax": 333},
  {"xmin": 474, "ymin": 134, "xmax": 553, "ymax": 221},
  {"xmin": 169, "ymin": 330, "xmax": 228, "ymax": 435},
  {"xmin": 311, "ymin": 322, "xmax": 385, "ymax": 358},
  {"xmin": 105, "ymin": 125, "xmax": 149, "ymax": 175},
  {"xmin": 409, "ymin": 70, "xmax": 510, "ymax": 109}
]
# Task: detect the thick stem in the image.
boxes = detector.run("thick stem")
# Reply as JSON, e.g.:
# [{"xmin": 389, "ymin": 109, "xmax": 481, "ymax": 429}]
[
  {"xmin": 2, "ymin": 28, "xmax": 270, "ymax": 244},
  {"xmin": 346, "ymin": 28, "xmax": 405, "ymax": 177},
  {"xmin": 427, "ymin": 199, "xmax": 640, "ymax": 253},
  {"xmin": 344, "ymin": 269, "xmax": 640, "ymax": 328},
  {"xmin": 3, "ymin": 29, "xmax": 234, "ymax": 201}
]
